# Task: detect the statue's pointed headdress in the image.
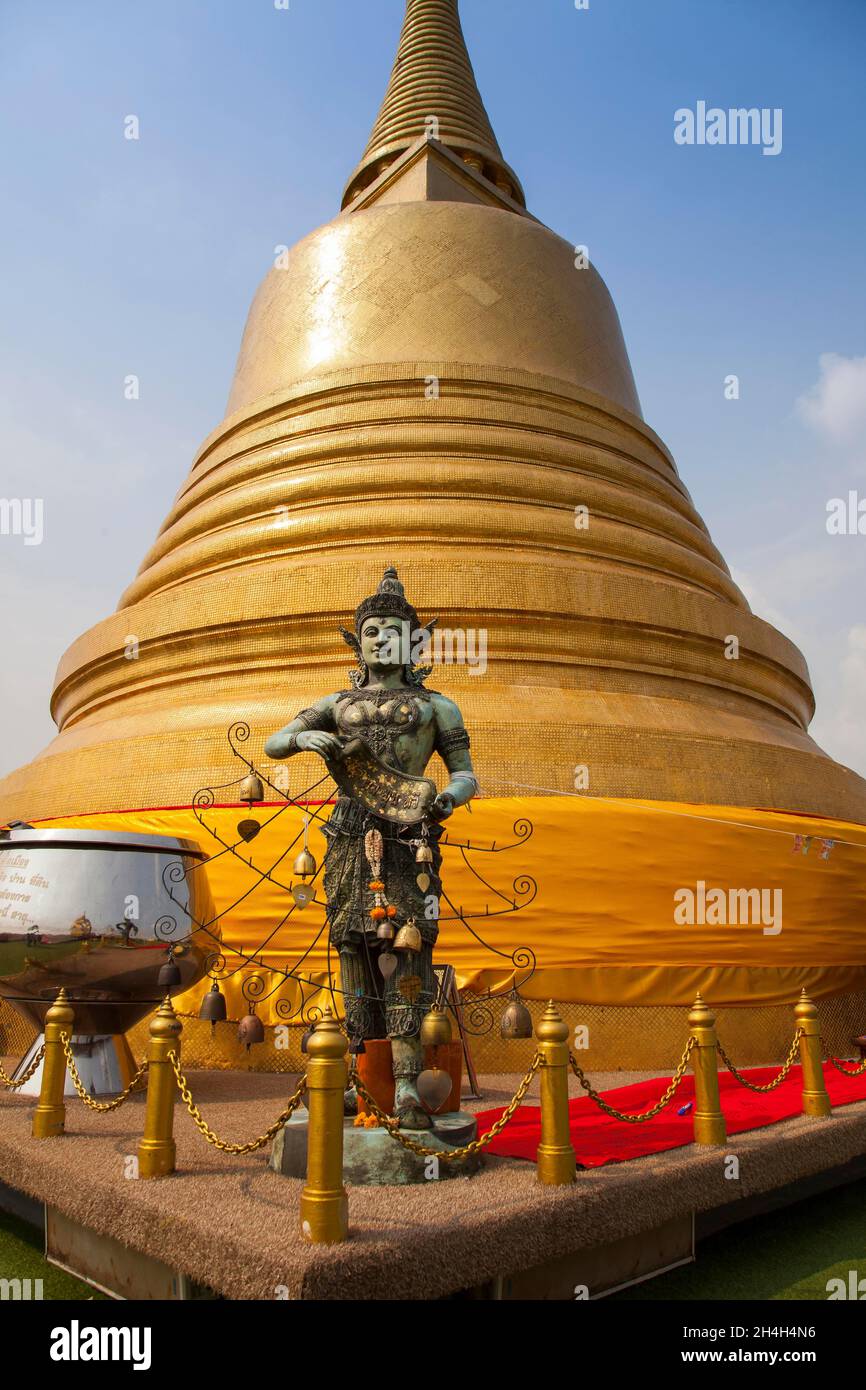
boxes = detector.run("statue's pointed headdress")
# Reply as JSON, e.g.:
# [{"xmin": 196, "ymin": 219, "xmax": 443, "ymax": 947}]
[{"xmin": 340, "ymin": 567, "xmax": 436, "ymax": 688}]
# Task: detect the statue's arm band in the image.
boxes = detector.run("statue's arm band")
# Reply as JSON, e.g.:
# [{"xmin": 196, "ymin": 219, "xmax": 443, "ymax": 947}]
[
  {"xmin": 283, "ymin": 707, "xmax": 332, "ymax": 750},
  {"xmin": 295, "ymin": 707, "xmax": 329, "ymax": 730},
  {"xmin": 435, "ymin": 727, "xmax": 471, "ymax": 757}
]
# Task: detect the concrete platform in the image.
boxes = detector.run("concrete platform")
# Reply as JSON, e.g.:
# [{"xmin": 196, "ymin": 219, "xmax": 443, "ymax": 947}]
[{"xmin": 2, "ymin": 1065, "xmax": 866, "ymax": 1300}]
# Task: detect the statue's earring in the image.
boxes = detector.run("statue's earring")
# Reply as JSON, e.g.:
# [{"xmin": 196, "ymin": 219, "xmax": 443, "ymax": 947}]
[{"xmin": 340, "ymin": 627, "xmax": 366, "ymax": 688}]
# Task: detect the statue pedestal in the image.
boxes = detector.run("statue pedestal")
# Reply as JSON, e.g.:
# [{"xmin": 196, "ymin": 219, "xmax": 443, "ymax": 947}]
[{"xmin": 269, "ymin": 1110, "xmax": 482, "ymax": 1186}]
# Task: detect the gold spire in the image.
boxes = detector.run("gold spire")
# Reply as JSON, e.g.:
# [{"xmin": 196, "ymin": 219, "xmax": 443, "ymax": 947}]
[{"xmin": 342, "ymin": 0, "xmax": 524, "ymax": 208}]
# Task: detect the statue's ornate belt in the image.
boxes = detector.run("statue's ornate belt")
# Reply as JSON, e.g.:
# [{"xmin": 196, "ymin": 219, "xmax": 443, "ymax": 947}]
[{"xmin": 326, "ymin": 738, "xmax": 437, "ymax": 825}]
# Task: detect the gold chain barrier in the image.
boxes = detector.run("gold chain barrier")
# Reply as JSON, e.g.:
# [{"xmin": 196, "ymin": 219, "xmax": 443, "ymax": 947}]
[
  {"xmin": 300, "ymin": 1009, "xmax": 349, "ymax": 1243},
  {"xmin": 569, "ymin": 994, "xmax": 725, "ymax": 1147},
  {"xmin": 714, "ymin": 992, "xmax": 835, "ymax": 1120},
  {"xmin": 351, "ymin": 1053, "xmax": 541, "ymax": 1162},
  {"xmin": 536, "ymin": 1003, "xmax": 579, "ymax": 1181},
  {"xmin": 32, "ymin": 988, "xmax": 75, "ymax": 1138},
  {"xmin": 138, "ymin": 997, "xmax": 183, "ymax": 1178},
  {"xmin": 169, "ymin": 1051, "xmax": 307, "ymax": 1154},
  {"xmin": 716, "ymin": 1029, "xmax": 804, "ymax": 1094},
  {"xmin": 823, "ymin": 1048, "xmax": 866, "ymax": 1078},
  {"xmin": 131, "ymin": 997, "xmax": 308, "ymax": 1172},
  {"xmin": 0, "ymin": 1045, "xmax": 45, "ymax": 1091},
  {"xmin": 30, "ymin": 988, "xmax": 148, "ymax": 1134},
  {"xmin": 569, "ymin": 1037, "xmax": 695, "ymax": 1122},
  {"xmin": 20, "ymin": 985, "xmax": 847, "ymax": 1255},
  {"xmin": 60, "ymin": 1033, "xmax": 148, "ymax": 1111},
  {"xmin": 347, "ymin": 1001, "xmax": 577, "ymax": 1186},
  {"xmin": 796, "ymin": 991, "xmax": 832, "ymax": 1117}
]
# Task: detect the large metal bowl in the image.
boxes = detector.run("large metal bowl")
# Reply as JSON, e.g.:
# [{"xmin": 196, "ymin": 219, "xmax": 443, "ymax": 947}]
[{"xmin": 0, "ymin": 827, "xmax": 216, "ymax": 1034}]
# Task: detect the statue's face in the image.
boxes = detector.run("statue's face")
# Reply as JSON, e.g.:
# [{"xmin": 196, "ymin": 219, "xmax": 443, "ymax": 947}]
[{"xmin": 360, "ymin": 615, "xmax": 406, "ymax": 673}]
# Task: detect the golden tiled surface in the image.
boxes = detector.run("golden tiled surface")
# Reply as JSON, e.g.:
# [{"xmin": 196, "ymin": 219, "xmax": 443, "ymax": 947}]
[
  {"xmin": 2, "ymin": 347, "xmax": 862, "ymax": 822},
  {"xmin": 1, "ymin": 350, "xmax": 864, "ymax": 821},
  {"xmin": 224, "ymin": 205, "xmax": 641, "ymax": 419},
  {"xmin": 2, "ymin": 0, "xmax": 865, "ymax": 1067}
]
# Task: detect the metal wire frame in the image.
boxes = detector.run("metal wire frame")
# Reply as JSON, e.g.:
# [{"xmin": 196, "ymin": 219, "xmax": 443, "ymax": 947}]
[{"xmin": 155, "ymin": 722, "xmax": 539, "ymax": 1026}]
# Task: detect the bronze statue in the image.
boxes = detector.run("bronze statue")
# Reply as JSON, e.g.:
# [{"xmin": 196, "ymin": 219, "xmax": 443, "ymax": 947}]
[{"xmin": 265, "ymin": 568, "xmax": 477, "ymax": 1128}]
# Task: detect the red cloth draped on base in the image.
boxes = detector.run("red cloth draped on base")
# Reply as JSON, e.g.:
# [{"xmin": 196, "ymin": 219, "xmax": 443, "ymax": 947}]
[{"xmin": 475, "ymin": 1063, "xmax": 866, "ymax": 1167}]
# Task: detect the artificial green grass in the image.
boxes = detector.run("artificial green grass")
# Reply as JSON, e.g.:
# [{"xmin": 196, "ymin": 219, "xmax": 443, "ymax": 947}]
[
  {"xmin": 0, "ymin": 1210, "xmax": 107, "ymax": 1300},
  {"xmin": 613, "ymin": 1177, "xmax": 866, "ymax": 1300}
]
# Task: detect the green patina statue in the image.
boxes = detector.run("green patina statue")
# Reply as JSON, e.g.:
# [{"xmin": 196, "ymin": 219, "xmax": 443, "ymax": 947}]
[{"xmin": 265, "ymin": 568, "xmax": 477, "ymax": 1129}]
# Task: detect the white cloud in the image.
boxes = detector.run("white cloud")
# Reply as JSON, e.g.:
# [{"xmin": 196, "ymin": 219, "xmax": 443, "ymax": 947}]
[{"xmin": 796, "ymin": 352, "xmax": 866, "ymax": 448}]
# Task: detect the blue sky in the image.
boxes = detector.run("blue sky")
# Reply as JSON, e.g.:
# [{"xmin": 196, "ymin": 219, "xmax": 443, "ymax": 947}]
[{"xmin": 1, "ymin": 0, "xmax": 865, "ymax": 779}]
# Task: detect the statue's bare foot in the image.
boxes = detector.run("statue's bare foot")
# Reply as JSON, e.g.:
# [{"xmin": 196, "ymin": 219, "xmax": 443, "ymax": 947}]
[{"xmin": 395, "ymin": 1078, "xmax": 431, "ymax": 1130}]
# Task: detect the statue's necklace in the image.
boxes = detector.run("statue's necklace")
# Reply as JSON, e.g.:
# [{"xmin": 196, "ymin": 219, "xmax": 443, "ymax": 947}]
[{"xmin": 335, "ymin": 689, "xmax": 430, "ymax": 762}]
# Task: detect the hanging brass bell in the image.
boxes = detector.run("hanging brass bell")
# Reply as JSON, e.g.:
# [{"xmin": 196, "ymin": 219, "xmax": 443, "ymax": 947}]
[
  {"xmin": 300, "ymin": 1020, "xmax": 316, "ymax": 1053},
  {"xmin": 239, "ymin": 772, "xmax": 265, "ymax": 806},
  {"xmin": 198, "ymin": 979, "xmax": 227, "ymax": 1025},
  {"xmin": 376, "ymin": 919, "xmax": 395, "ymax": 941},
  {"xmin": 420, "ymin": 1004, "xmax": 452, "ymax": 1048},
  {"xmin": 293, "ymin": 848, "xmax": 317, "ymax": 879},
  {"xmin": 500, "ymin": 991, "xmax": 533, "ymax": 1040},
  {"xmin": 157, "ymin": 949, "xmax": 181, "ymax": 991},
  {"xmin": 237, "ymin": 1011, "xmax": 265, "ymax": 1049},
  {"xmin": 415, "ymin": 843, "xmax": 434, "ymax": 864},
  {"xmin": 393, "ymin": 921, "xmax": 422, "ymax": 953}
]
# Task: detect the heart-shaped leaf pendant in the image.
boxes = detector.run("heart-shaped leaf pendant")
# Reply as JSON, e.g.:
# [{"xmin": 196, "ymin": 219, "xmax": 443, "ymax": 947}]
[
  {"xmin": 292, "ymin": 883, "xmax": 315, "ymax": 908},
  {"xmin": 417, "ymin": 1068, "xmax": 453, "ymax": 1113},
  {"xmin": 378, "ymin": 951, "xmax": 398, "ymax": 979},
  {"xmin": 416, "ymin": 872, "xmax": 431, "ymax": 893},
  {"xmin": 237, "ymin": 819, "xmax": 261, "ymax": 842}
]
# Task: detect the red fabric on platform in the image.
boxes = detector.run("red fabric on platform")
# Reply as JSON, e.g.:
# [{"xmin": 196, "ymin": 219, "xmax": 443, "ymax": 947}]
[{"xmin": 475, "ymin": 1064, "xmax": 866, "ymax": 1167}]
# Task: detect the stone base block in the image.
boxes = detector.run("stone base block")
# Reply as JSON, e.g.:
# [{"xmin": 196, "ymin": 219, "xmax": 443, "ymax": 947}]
[{"xmin": 269, "ymin": 1110, "xmax": 482, "ymax": 1185}]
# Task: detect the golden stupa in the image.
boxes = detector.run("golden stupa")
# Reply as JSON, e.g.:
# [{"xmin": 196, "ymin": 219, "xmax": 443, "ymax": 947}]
[{"xmin": 3, "ymin": 0, "xmax": 866, "ymax": 1062}]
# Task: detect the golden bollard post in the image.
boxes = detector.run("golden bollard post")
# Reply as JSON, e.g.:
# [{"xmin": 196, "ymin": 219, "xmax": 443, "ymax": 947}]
[
  {"xmin": 32, "ymin": 987, "xmax": 74, "ymax": 1138},
  {"xmin": 137, "ymin": 997, "xmax": 182, "ymax": 1179},
  {"xmin": 299, "ymin": 1008, "xmax": 349, "ymax": 1244},
  {"xmin": 795, "ymin": 989, "xmax": 832, "ymax": 1119},
  {"xmin": 688, "ymin": 993, "xmax": 727, "ymax": 1145},
  {"xmin": 535, "ymin": 1001, "xmax": 577, "ymax": 1185}
]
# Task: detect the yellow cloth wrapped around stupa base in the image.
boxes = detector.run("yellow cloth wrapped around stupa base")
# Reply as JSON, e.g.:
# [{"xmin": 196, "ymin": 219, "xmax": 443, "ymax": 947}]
[{"xmin": 26, "ymin": 795, "xmax": 866, "ymax": 1069}]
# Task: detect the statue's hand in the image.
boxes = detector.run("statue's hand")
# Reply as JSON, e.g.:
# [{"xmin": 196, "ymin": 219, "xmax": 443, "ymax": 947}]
[
  {"xmin": 295, "ymin": 731, "xmax": 344, "ymax": 760},
  {"xmin": 432, "ymin": 792, "xmax": 455, "ymax": 821}
]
